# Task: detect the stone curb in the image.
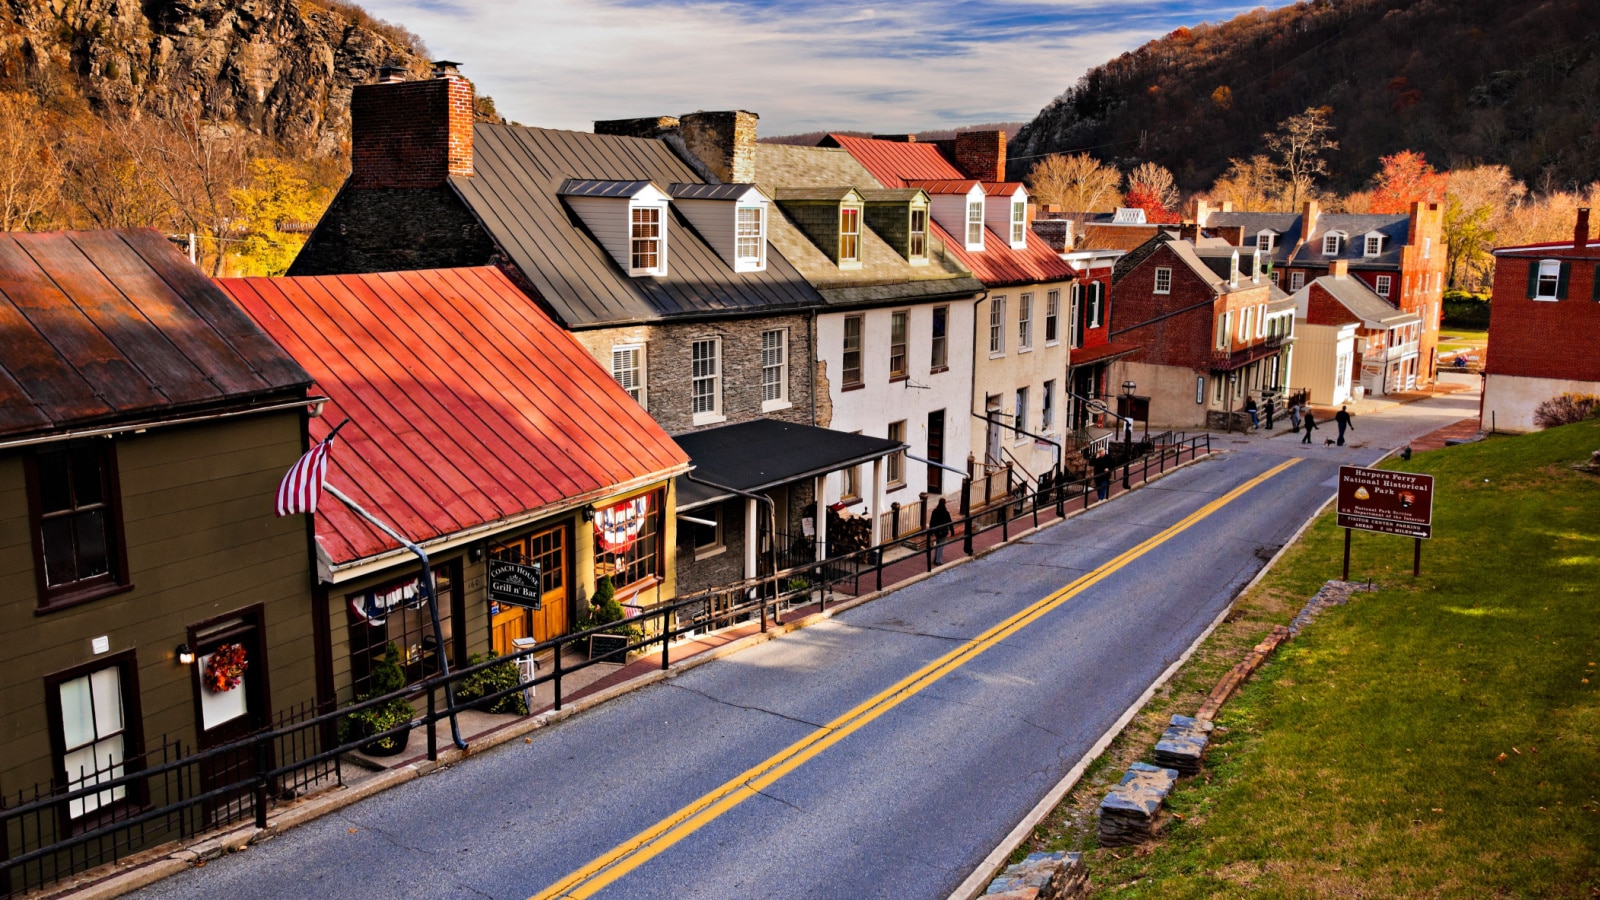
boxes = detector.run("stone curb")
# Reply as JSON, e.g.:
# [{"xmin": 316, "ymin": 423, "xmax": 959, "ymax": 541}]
[{"xmin": 46, "ymin": 453, "xmax": 1218, "ymax": 900}]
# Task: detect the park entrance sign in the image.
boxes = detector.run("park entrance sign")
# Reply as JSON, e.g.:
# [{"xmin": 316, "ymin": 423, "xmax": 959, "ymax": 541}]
[{"xmin": 1336, "ymin": 466, "xmax": 1435, "ymax": 577}]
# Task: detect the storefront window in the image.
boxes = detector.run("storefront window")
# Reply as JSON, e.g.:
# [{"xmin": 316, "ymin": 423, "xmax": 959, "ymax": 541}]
[
  {"xmin": 347, "ymin": 567, "xmax": 457, "ymax": 696},
  {"xmin": 594, "ymin": 491, "xmax": 663, "ymax": 592}
]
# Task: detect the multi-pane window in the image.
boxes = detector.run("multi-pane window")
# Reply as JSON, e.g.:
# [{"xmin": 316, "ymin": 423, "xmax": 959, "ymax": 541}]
[
  {"xmin": 889, "ymin": 311, "xmax": 908, "ymax": 379},
  {"xmin": 887, "ymin": 420, "xmax": 906, "ymax": 487},
  {"xmin": 966, "ymin": 200, "xmax": 984, "ymax": 246},
  {"xmin": 31, "ymin": 442, "xmax": 123, "ymax": 604},
  {"xmin": 761, "ymin": 329, "xmax": 787, "ymax": 405},
  {"xmin": 597, "ymin": 491, "xmax": 664, "ymax": 590},
  {"xmin": 1290, "ymin": 271, "xmax": 1306, "ymax": 291},
  {"xmin": 1153, "ymin": 267, "xmax": 1172, "ymax": 294},
  {"xmin": 1014, "ymin": 387, "xmax": 1029, "ymax": 436},
  {"xmin": 1041, "ymin": 380, "xmax": 1056, "ymax": 431},
  {"xmin": 1535, "ymin": 259, "xmax": 1563, "ymax": 299},
  {"xmin": 691, "ymin": 338, "xmax": 720, "ymax": 416},
  {"xmin": 839, "ymin": 207, "xmax": 861, "ymax": 262},
  {"xmin": 1068, "ymin": 286, "xmax": 1083, "ymax": 348},
  {"xmin": 1045, "ymin": 291, "xmax": 1060, "ymax": 344},
  {"xmin": 989, "ymin": 297, "xmax": 1005, "ymax": 355},
  {"xmin": 611, "ymin": 345, "xmax": 645, "ymax": 408},
  {"xmin": 842, "ymin": 315, "xmax": 863, "ymax": 387},
  {"xmin": 55, "ymin": 662, "xmax": 132, "ymax": 819},
  {"xmin": 930, "ymin": 306, "xmax": 948, "ymax": 370},
  {"xmin": 631, "ymin": 207, "xmax": 662, "ymax": 272},
  {"xmin": 1322, "ymin": 233, "xmax": 1341, "ymax": 255},
  {"xmin": 910, "ymin": 209, "xmax": 928, "ymax": 258},
  {"xmin": 1011, "ymin": 200, "xmax": 1026, "ymax": 244},
  {"xmin": 1375, "ymin": 275, "xmax": 1392, "ymax": 297},
  {"xmin": 1257, "ymin": 232, "xmax": 1275, "ymax": 252},
  {"xmin": 349, "ymin": 568, "xmax": 458, "ymax": 694},
  {"xmin": 736, "ymin": 206, "xmax": 765, "ymax": 268},
  {"xmin": 1017, "ymin": 294, "xmax": 1033, "ymax": 351},
  {"xmin": 1364, "ymin": 234, "xmax": 1382, "ymax": 256}
]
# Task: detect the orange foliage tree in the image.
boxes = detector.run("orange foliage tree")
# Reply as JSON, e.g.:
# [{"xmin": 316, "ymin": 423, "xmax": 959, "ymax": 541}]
[{"xmin": 1369, "ymin": 150, "xmax": 1447, "ymax": 214}]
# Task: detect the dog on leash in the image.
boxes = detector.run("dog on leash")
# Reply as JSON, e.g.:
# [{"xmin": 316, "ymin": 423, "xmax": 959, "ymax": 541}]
[{"xmin": 1324, "ymin": 438, "xmax": 1336, "ymax": 446}]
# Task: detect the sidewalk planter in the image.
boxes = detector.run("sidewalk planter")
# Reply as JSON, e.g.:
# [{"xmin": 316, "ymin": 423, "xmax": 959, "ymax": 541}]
[{"xmin": 341, "ymin": 643, "xmax": 417, "ymax": 757}]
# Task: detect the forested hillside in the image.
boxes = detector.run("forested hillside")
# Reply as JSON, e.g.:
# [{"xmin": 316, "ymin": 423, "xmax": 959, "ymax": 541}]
[{"xmin": 1010, "ymin": 0, "xmax": 1600, "ymax": 193}]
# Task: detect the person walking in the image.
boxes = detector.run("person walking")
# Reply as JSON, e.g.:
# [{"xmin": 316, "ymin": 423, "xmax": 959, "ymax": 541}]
[
  {"xmin": 1301, "ymin": 409, "xmax": 1318, "ymax": 444},
  {"xmin": 1245, "ymin": 395, "xmax": 1259, "ymax": 429},
  {"xmin": 1334, "ymin": 405, "xmax": 1353, "ymax": 446},
  {"xmin": 1095, "ymin": 463, "xmax": 1112, "ymax": 501},
  {"xmin": 928, "ymin": 498, "xmax": 953, "ymax": 565},
  {"xmin": 1289, "ymin": 401, "xmax": 1302, "ymax": 434},
  {"xmin": 1263, "ymin": 397, "xmax": 1276, "ymax": 430}
]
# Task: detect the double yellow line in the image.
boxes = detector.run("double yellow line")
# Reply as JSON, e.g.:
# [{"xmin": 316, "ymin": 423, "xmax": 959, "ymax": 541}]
[{"xmin": 532, "ymin": 457, "xmax": 1301, "ymax": 899}]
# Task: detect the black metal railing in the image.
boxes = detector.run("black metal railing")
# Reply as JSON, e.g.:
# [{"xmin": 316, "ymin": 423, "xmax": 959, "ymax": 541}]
[{"xmin": 1, "ymin": 433, "xmax": 1212, "ymax": 897}]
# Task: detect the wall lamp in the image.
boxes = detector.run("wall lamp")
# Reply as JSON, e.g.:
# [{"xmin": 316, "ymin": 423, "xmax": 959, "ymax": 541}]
[
  {"xmin": 581, "ymin": 504, "xmax": 596, "ymax": 523},
  {"xmin": 1122, "ymin": 380, "xmax": 1137, "ymax": 397},
  {"xmin": 176, "ymin": 644, "xmax": 195, "ymax": 666}
]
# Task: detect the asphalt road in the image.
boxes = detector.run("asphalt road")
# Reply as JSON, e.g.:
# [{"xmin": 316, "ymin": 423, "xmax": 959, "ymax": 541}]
[{"xmin": 133, "ymin": 394, "xmax": 1470, "ymax": 900}]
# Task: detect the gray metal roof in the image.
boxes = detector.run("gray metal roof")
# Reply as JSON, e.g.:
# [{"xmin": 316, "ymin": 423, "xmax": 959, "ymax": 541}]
[
  {"xmin": 775, "ymin": 187, "xmax": 860, "ymax": 203},
  {"xmin": 859, "ymin": 189, "xmax": 927, "ymax": 203},
  {"xmin": 1308, "ymin": 275, "xmax": 1419, "ymax": 326},
  {"xmin": 1208, "ymin": 211, "xmax": 1411, "ymax": 270},
  {"xmin": 449, "ymin": 124, "xmax": 822, "ymax": 328},
  {"xmin": 668, "ymin": 183, "xmax": 760, "ymax": 201},
  {"xmin": 674, "ymin": 419, "xmax": 903, "ymax": 510},
  {"xmin": 557, "ymin": 178, "xmax": 657, "ymax": 198}
]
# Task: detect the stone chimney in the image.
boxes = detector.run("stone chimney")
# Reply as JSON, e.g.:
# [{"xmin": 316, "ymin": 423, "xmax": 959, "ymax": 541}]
[
  {"xmin": 951, "ymin": 130, "xmax": 1007, "ymax": 182},
  {"xmin": 1329, "ymin": 259, "xmax": 1348, "ymax": 279},
  {"xmin": 873, "ymin": 134, "xmax": 917, "ymax": 143},
  {"xmin": 594, "ymin": 116, "xmax": 683, "ymax": 140},
  {"xmin": 350, "ymin": 59, "xmax": 474, "ymax": 189},
  {"xmin": 1302, "ymin": 199, "xmax": 1320, "ymax": 244},
  {"xmin": 1577, "ymin": 208, "xmax": 1591, "ymax": 249},
  {"xmin": 679, "ymin": 111, "xmax": 759, "ymax": 184},
  {"xmin": 1193, "ymin": 199, "xmax": 1213, "ymax": 227}
]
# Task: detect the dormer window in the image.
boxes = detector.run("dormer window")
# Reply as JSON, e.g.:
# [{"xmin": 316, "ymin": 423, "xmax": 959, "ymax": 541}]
[
  {"xmin": 1363, "ymin": 233, "xmax": 1384, "ymax": 257},
  {"xmin": 910, "ymin": 208, "xmax": 928, "ymax": 259},
  {"xmin": 1256, "ymin": 230, "xmax": 1276, "ymax": 253},
  {"xmin": 840, "ymin": 206, "xmax": 861, "ymax": 263},
  {"xmin": 736, "ymin": 206, "xmax": 765, "ymax": 270},
  {"xmin": 1322, "ymin": 233, "xmax": 1344, "ymax": 255},
  {"xmin": 631, "ymin": 207, "xmax": 663, "ymax": 273},
  {"xmin": 1010, "ymin": 199, "xmax": 1026, "ymax": 246},
  {"xmin": 966, "ymin": 200, "xmax": 984, "ymax": 249}
]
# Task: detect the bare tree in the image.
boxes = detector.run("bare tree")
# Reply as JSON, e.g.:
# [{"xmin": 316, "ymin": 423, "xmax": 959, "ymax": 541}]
[
  {"xmin": 1026, "ymin": 152, "xmax": 1123, "ymax": 213},
  {"xmin": 58, "ymin": 117, "xmax": 175, "ymax": 229},
  {"xmin": 1126, "ymin": 162, "xmax": 1180, "ymax": 211},
  {"xmin": 1264, "ymin": 106, "xmax": 1337, "ymax": 209},
  {"xmin": 1207, "ymin": 155, "xmax": 1284, "ymax": 211},
  {"xmin": 0, "ymin": 93, "xmax": 62, "ymax": 231}
]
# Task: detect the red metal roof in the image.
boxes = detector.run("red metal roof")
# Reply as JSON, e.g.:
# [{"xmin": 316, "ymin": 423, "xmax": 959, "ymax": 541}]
[
  {"xmin": 218, "ymin": 267, "xmax": 689, "ymax": 566},
  {"xmin": 829, "ymin": 134, "xmax": 1076, "ymax": 288},
  {"xmin": 0, "ymin": 229, "xmax": 309, "ymax": 439}
]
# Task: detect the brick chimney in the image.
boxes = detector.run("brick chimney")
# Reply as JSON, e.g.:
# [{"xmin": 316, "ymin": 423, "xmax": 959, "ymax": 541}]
[
  {"xmin": 1193, "ymin": 199, "xmax": 1213, "ymax": 227},
  {"xmin": 1577, "ymin": 208, "xmax": 1591, "ymax": 249},
  {"xmin": 350, "ymin": 60, "xmax": 474, "ymax": 189},
  {"xmin": 1302, "ymin": 199, "xmax": 1320, "ymax": 244},
  {"xmin": 680, "ymin": 111, "xmax": 759, "ymax": 184},
  {"xmin": 1329, "ymin": 259, "xmax": 1348, "ymax": 279},
  {"xmin": 951, "ymin": 130, "xmax": 1007, "ymax": 182}
]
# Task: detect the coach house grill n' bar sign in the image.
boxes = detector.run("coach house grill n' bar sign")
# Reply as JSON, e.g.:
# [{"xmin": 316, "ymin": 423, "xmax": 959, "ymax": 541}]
[
  {"xmin": 1337, "ymin": 466, "xmax": 1435, "ymax": 538},
  {"xmin": 488, "ymin": 558, "xmax": 544, "ymax": 611}
]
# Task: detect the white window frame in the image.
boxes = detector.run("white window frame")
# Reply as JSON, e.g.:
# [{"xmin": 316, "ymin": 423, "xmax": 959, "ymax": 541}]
[
  {"xmin": 839, "ymin": 205, "xmax": 862, "ymax": 264},
  {"xmin": 909, "ymin": 207, "xmax": 929, "ymax": 259},
  {"xmin": 1045, "ymin": 290, "xmax": 1060, "ymax": 345},
  {"xmin": 930, "ymin": 305, "xmax": 948, "ymax": 371},
  {"xmin": 887, "ymin": 420, "xmax": 906, "ymax": 487},
  {"xmin": 1017, "ymin": 293, "xmax": 1033, "ymax": 352},
  {"xmin": 1423, "ymin": 237, "xmax": 1432, "ymax": 259},
  {"xmin": 889, "ymin": 310, "xmax": 909, "ymax": 379},
  {"xmin": 842, "ymin": 315, "xmax": 864, "ymax": 387},
  {"xmin": 1290, "ymin": 271, "xmax": 1306, "ymax": 291},
  {"xmin": 1322, "ymin": 233, "xmax": 1343, "ymax": 256},
  {"xmin": 611, "ymin": 343, "xmax": 646, "ymax": 409},
  {"xmin": 692, "ymin": 506, "xmax": 725, "ymax": 559},
  {"xmin": 1068, "ymin": 286, "xmax": 1084, "ymax": 349},
  {"xmin": 1041, "ymin": 380, "xmax": 1055, "ymax": 432},
  {"xmin": 1196, "ymin": 376, "xmax": 1207, "ymax": 404},
  {"xmin": 1535, "ymin": 259, "xmax": 1562, "ymax": 300},
  {"xmin": 1154, "ymin": 267, "xmax": 1173, "ymax": 295},
  {"xmin": 966, "ymin": 200, "xmax": 985, "ymax": 249},
  {"xmin": 629, "ymin": 203, "xmax": 668, "ymax": 276},
  {"xmin": 989, "ymin": 296, "xmax": 1006, "ymax": 356},
  {"xmin": 57, "ymin": 665, "xmax": 130, "ymax": 820},
  {"xmin": 1087, "ymin": 283, "xmax": 1103, "ymax": 329},
  {"xmin": 735, "ymin": 205, "xmax": 766, "ymax": 272},
  {"xmin": 1010, "ymin": 199, "xmax": 1027, "ymax": 247},
  {"xmin": 1375, "ymin": 274, "xmax": 1392, "ymax": 297},
  {"xmin": 1217, "ymin": 312, "xmax": 1231, "ymax": 350},
  {"xmin": 1256, "ymin": 231, "xmax": 1276, "ymax": 252},
  {"xmin": 691, "ymin": 337, "xmax": 723, "ymax": 424},
  {"xmin": 1364, "ymin": 234, "xmax": 1383, "ymax": 257},
  {"xmin": 1014, "ymin": 387, "xmax": 1029, "ymax": 440},
  {"xmin": 761, "ymin": 328, "xmax": 789, "ymax": 411}
]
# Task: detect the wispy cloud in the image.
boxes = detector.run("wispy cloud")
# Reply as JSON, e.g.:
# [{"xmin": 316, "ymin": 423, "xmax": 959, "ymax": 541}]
[{"xmin": 360, "ymin": 0, "xmax": 1260, "ymax": 134}]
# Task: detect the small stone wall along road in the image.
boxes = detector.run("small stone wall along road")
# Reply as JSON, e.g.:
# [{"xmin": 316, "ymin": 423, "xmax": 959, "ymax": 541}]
[{"xmin": 133, "ymin": 394, "xmax": 1475, "ymax": 900}]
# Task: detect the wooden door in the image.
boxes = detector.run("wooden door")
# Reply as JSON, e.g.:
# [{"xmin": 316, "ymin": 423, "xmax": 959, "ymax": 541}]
[
  {"xmin": 490, "ymin": 525, "xmax": 570, "ymax": 655},
  {"xmin": 189, "ymin": 610, "xmax": 271, "ymax": 824}
]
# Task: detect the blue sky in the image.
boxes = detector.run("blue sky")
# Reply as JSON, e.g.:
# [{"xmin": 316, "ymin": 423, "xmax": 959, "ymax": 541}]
[{"xmin": 360, "ymin": 0, "xmax": 1265, "ymax": 135}]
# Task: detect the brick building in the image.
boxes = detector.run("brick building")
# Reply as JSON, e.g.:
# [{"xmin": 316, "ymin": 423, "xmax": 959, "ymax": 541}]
[
  {"xmin": 1109, "ymin": 234, "xmax": 1296, "ymax": 428},
  {"xmin": 1290, "ymin": 262, "xmax": 1421, "ymax": 406},
  {"xmin": 1481, "ymin": 209, "xmax": 1600, "ymax": 432},
  {"xmin": 1200, "ymin": 200, "xmax": 1445, "ymax": 387}
]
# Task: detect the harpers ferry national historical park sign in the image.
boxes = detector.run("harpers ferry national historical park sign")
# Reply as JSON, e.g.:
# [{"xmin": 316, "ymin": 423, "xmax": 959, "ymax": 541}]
[{"xmin": 1336, "ymin": 465, "xmax": 1436, "ymax": 577}]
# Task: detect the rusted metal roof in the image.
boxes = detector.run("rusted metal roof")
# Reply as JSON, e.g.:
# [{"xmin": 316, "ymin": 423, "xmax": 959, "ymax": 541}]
[
  {"xmin": 0, "ymin": 229, "xmax": 310, "ymax": 439},
  {"xmin": 217, "ymin": 267, "xmax": 690, "ymax": 566},
  {"xmin": 827, "ymin": 134, "xmax": 1077, "ymax": 288}
]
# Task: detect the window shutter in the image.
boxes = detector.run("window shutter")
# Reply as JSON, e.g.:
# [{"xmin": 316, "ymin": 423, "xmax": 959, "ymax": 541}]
[
  {"xmin": 1593, "ymin": 265, "xmax": 1600, "ymax": 301},
  {"xmin": 1526, "ymin": 262, "xmax": 1539, "ymax": 298},
  {"xmin": 1558, "ymin": 261, "xmax": 1571, "ymax": 299}
]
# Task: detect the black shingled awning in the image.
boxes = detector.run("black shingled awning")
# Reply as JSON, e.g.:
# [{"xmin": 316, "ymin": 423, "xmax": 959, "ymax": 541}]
[{"xmin": 672, "ymin": 419, "xmax": 905, "ymax": 511}]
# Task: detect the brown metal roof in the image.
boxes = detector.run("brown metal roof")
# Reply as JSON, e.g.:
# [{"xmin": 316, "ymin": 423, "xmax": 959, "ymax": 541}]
[{"xmin": 0, "ymin": 229, "xmax": 310, "ymax": 439}]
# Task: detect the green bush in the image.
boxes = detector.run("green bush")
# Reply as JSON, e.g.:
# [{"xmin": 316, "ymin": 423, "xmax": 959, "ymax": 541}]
[
  {"xmin": 1442, "ymin": 290, "xmax": 1491, "ymax": 329},
  {"xmin": 454, "ymin": 652, "xmax": 529, "ymax": 715},
  {"xmin": 340, "ymin": 642, "xmax": 415, "ymax": 753},
  {"xmin": 578, "ymin": 575, "xmax": 626, "ymax": 633}
]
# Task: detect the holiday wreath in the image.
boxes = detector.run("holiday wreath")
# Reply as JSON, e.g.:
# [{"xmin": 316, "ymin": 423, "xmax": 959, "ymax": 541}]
[{"xmin": 204, "ymin": 643, "xmax": 248, "ymax": 693}]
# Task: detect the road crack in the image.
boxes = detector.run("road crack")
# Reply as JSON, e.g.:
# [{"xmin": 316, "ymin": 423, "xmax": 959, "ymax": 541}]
[
  {"xmin": 750, "ymin": 786, "xmax": 804, "ymax": 814},
  {"xmin": 666, "ymin": 683, "xmax": 825, "ymax": 728},
  {"xmin": 837, "ymin": 621, "xmax": 967, "ymax": 643},
  {"xmin": 339, "ymin": 813, "xmax": 434, "ymax": 855}
]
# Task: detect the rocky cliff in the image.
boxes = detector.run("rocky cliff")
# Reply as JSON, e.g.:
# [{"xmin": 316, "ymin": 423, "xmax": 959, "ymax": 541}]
[{"xmin": 1, "ymin": 0, "xmax": 430, "ymax": 154}]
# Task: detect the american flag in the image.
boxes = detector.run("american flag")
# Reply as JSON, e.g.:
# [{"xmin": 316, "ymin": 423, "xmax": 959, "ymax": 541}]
[{"xmin": 276, "ymin": 424, "xmax": 342, "ymax": 517}]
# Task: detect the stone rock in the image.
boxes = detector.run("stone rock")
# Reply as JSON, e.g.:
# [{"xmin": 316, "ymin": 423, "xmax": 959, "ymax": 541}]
[
  {"xmin": 1153, "ymin": 714, "xmax": 1214, "ymax": 775},
  {"xmin": 984, "ymin": 851, "xmax": 1088, "ymax": 900},
  {"xmin": 1099, "ymin": 763, "xmax": 1178, "ymax": 847}
]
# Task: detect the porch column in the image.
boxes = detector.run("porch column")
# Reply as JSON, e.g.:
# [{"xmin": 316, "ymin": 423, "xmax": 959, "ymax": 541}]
[
  {"xmin": 869, "ymin": 458, "xmax": 883, "ymax": 546},
  {"xmin": 744, "ymin": 497, "xmax": 759, "ymax": 581},
  {"xmin": 814, "ymin": 474, "xmax": 828, "ymax": 562}
]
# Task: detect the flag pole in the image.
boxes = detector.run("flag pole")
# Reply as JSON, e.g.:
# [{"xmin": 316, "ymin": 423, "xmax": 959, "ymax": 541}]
[{"xmin": 323, "ymin": 483, "xmax": 467, "ymax": 751}]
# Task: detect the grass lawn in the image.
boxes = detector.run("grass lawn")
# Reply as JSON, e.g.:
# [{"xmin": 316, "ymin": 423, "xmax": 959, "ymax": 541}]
[
  {"xmin": 1438, "ymin": 329, "xmax": 1489, "ymax": 355},
  {"xmin": 1020, "ymin": 419, "xmax": 1600, "ymax": 898}
]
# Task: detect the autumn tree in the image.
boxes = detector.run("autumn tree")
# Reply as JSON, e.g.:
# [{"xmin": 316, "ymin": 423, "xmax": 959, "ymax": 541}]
[
  {"xmin": 1125, "ymin": 162, "xmax": 1181, "ymax": 223},
  {"xmin": 230, "ymin": 158, "xmax": 325, "ymax": 276},
  {"xmin": 1263, "ymin": 106, "xmax": 1337, "ymax": 209},
  {"xmin": 1369, "ymin": 150, "xmax": 1447, "ymax": 214},
  {"xmin": 1026, "ymin": 152, "xmax": 1122, "ymax": 213},
  {"xmin": 0, "ymin": 93, "xmax": 62, "ymax": 231},
  {"xmin": 57, "ymin": 117, "xmax": 173, "ymax": 229},
  {"xmin": 1207, "ymin": 155, "xmax": 1283, "ymax": 211}
]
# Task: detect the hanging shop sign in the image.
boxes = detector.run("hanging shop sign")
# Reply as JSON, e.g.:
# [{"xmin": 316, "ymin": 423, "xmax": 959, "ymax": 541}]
[
  {"xmin": 488, "ymin": 558, "xmax": 543, "ymax": 610},
  {"xmin": 350, "ymin": 575, "xmax": 426, "ymax": 626},
  {"xmin": 595, "ymin": 494, "xmax": 651, "ymax": 554}
]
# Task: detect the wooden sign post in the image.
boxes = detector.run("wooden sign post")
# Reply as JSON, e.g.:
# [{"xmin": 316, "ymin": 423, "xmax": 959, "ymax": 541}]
[{"xmin": 1336, "ymin": 466, "xmax": 1435, "ymax": 579}]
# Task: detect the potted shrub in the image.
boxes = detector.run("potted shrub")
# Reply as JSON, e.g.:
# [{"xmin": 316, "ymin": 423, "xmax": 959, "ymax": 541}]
[
  {"xmin": 340, "ymin": 642, "xmax": 415, "ymax": 757},
  {"xmin": 454, "ymin": 652, "xmax": 530, "ymax": 715}
]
